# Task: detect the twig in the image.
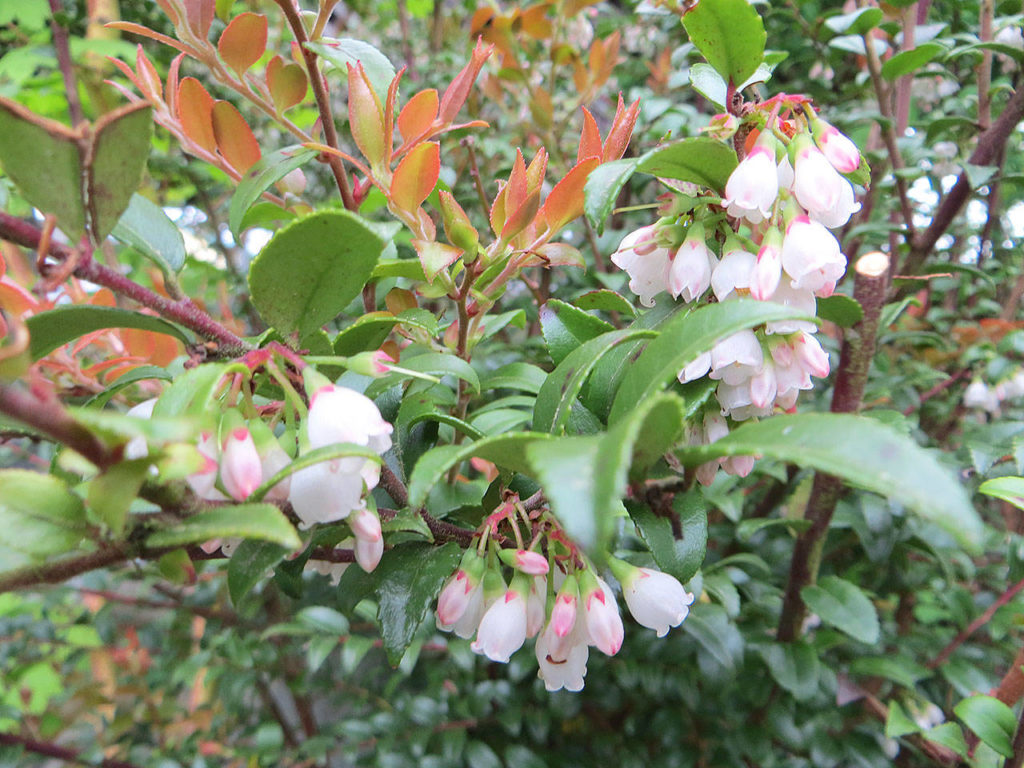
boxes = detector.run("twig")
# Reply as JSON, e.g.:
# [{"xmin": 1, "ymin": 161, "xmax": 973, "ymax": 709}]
[
  {"xmin": 272, "ymin": 0, "xmax": 356, "ymax": 211},
  {"xmin": 856, "ymin": 687, "xmax": 960, "ymax": 766},
  {"xmin": 902, "ymin": 81, "xmax": 1024, "ymax": 279},
  {"xmin": 929, "ymin": 577, "xmax": 1024, "ymax": 669},
  {"xmin": 902, "ymin": 369, "xmax": 971, "ymax": 416},
  {"xmin": 379, "ymin": 464, "xmax": 409, "ymax": 507},
  {"xmin": 994, "ymin": 643, "xmax": 1024, "ymax": 708},
  {"xmin": 47, "ymin": 0, "xmax": 84, "ymax": 126},
  {"xmin": 0, "ymin": 211, "xmax": 250, "ymax": 354},
  {"xmin": 1004, "ymin": 692, "xmax": 1024, "ymax": 768},
  {"xmin": 0, "ymin": 732, "xmax": 142, "ymax": 768},
  {"xmin": 419, "ymin": 509, "xmax": 477, "ymax": 547},
  {"xmin": 777, "ymin": 252, "xmax": 890, "ymax": 641}
]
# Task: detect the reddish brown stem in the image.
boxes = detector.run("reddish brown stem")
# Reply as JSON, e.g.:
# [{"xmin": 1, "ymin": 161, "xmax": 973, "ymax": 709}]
[
  {"xmin": 0, "ymin": 731, "xmax": 142, "ymax": 768},
  {"xmin": 929, "ymin": 578, "xmax": 1024, "ymax": 669},
  {"xmin": 0, "ymin": 212, "xmax": 249, "ymax": 354},
  {"xmin": 777, "ymin": 252, "xmax": 890, "ymax": 641},
  {"xmin": 47, "ymin": 0, "xmax": 85, "ymax": 126}
]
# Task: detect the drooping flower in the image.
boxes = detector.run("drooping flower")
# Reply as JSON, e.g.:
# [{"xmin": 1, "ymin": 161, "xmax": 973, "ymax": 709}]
[
  {"xmin": 307, "ymin": 384, "xmax": 393, "ymax": 454},
  {"xmin": 611, "ymin": 224, "xmax": 673, "ymax": 307},
  {"xmin": 437, "ymin": 550, "xmax": 486, "ymax": 629},
  {"xmin": 471, "ymin": 576, "xmax": 530, "ymax": 663},
  {"xmin": 712, "ymin": 241, "xmax": 756, "ymax": 301},
  {"xmin": 614, "ymin": 561, "xmax": 695, "ymax": 638},
  {"xmin": 750, "ymin": 228, "xmax": 784, "ymax": 301},
  {"xmin": 723, "ymin": 131, "xmax": 779, "ymax": 224},
  {"xmin": 811, "ymin": 117, "xmax": 861, "ymax": 174},
  {"xmin": 536, "ymin": 616, "xmax": 589, "ymax": 692},
  {"xmin": 668, "ymin": 223, "xmax": 717, "ymax": 303},
  {"xmin": 709, "ymin": 330, "xmax": 764, "ymax": 385},
  {"xmin": 780, "ymin": 216, "xmax": 846, "ymax": 296},
  {"xmin": 220, "ymin": 426, "xmax": 262, "ymax": 501}
]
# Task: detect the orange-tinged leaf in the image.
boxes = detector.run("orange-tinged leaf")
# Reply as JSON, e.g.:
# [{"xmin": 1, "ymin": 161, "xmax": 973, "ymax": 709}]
[
  {"xmin": 211, "ymin": 101, "xmax": 260, "ymax": 173},
  {"xmin": 183, "ymin": 0, "xmax": 215, "ymax": 38},
  {"xmin": 538, "ymin": 156, "xmax": 599, "ymax": 234},
  {"xmin": 520, "ymin": 3, "xmax": 553, "ymax": 38},
  {"xmin": 384, "ymin": 67, "xmax": 404, "ymax": 168},
  {"xmin": 533, "ymin": 242, "xmax": 585, "ymax": 268},
  {"xmin": 439, "ymin": 37, "xmax": 493, "ymax": 124},
  {"xmin": 120, "ymin": 326, "xmax": 183, "ymax": 367},
  {"xmin": 412, "ymin": 239, "xmax": 462, "ymax": 283},
  {"xmin": 562, "ymin": 0, "xmax": 601, "ymax": 13},
  {"xmin": 218, "ymin": 13, "xmax": 268, "ymax": 76},
  {"xmin": 397, "ymin": 89, "xmax": 439, "ymax": 145},
  {"xmin": 135, "ymin": 45, "xmax": 162, "ymax": 100},
  {"xmin": 529, "ymin": 88, "xmax": 553, "ymax": 131},
  {"xmin": 177, "ymin": 77, "xmax": 216, "ymax": 153},
  {"xmin": 505, "ymin": 149, "xmax": 528, "ymax": 216},
  {"xmin": 347, "ymin": 62, "xmax": 386, "ymax": 171},
  {"xmin": 603, "ymin": 94, "xmax": 640, "ymax": 162},
  {"xmin": 104, "ymin": 22, "xmax": 193, "ymax": 55},
  {"xmin": 390, "ymin": 141, "xmax": 440, "ymax": 214},
  {"xmin": 470, "ymin": 8, "xmax": 496, "ymax": 37},
  {"xmin": 266, "ymin": 55, "xmax": 307, "ymax": 113},
  {"xmin": 501, "ymin": 188, "xmax": 540, "ymax": 241},
  {"xmin": 525, "ymin": 148, "xmax": 548, "ymax": 197},
  {"xmin": 166, "ymin": 53, "xmax": 185, "ymax": 118},
  {"xmin": 577, "ymin": 107, "xmax": 602, "ymax": 163},
  {"xmin": 0, "ymin": 281, "xmax": 37, "ymax": 317},
  {"xmin": 489, "ymin": 183, "xmax": 507, "ymax": 237}
]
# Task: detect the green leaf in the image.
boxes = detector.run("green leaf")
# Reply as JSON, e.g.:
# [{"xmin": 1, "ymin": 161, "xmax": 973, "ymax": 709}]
[
  {"xmin": 26, "ymin": 306, "xmax": 190, "ymax": 361},
  {"xmin": 146, "ymin": 504, "xmax": 302, "ymax": 550},
  {"xmin": 881, "ymin": 42, "xmax": 946, "ymax": 80},
  {"xmin": 689, "ymin": 62, "xmax": 773, "ymax": 108},
  {"xmin": 540, "ymin": 299, "xmax": 614, "ymax": 367},
  {"xmin": 979, "ymin": 476, "xmax": 1024, "ymax": 512},
  {"xmin": 923, "ymin": 723, "xmax": 968, "ymax": 759},
  {"xmin": 111, "ymin": 193, "xmax": 186, "ymax": 275},
  {"xmin": 528, "ymin": 394, "xmax": 684, "ymax": 554},
  {"xmin": 371, "ymin": 541, "xmax": 463, "ymax": 665},
  {"xmin": 816, "ymin": 294, "xmax": 864, "ymax": 328},
  {"xmin": 152, "ymin": 362, "xmax": 229, "ymax": 419},
  {"xmin": 305, "ymin": 38, "xmax": 396, "ymax": 105},
  {"xmin": 682, "ymin": 0, "xmax": 766, "ymax": 86},
  {"xmin": 682, "ymin": 604, "xmax": 743, "ymax": 672},
  {"xmin": 636, "ymin": 137, "xmax": 738, "ymax": 194},
  {"xmin": 87, "ymin": 103, "xmax": 154, "ymax": 241},
  {"xmin": 226, "ymin": 540, "xmax": 286, "ymax": 606},
  {"xmin": 885, "ymin": 700, "xmax": 920, "ymax": 738},
  {"xmin": 87, "ymin": 459, "xmax": 149, "ymax": 535},
  {"xmin": 801, "ymin": 575, "xmax": 880, "ymax": 644},
  {"xmin": 407, "ymin": 432, "xmax": 552, "ymax": 508},
  {"xmin": 228, "ymin": 145, "xmax": 317, "ymax": 238},
  {"xmin": 849, "ymin": 655, "xmax": 931, "ymax": 689},
  {"xmin": 248, "ymin": 210, "xmax": 384, "ymax": 339},
  {"xmin": 481, "ymin": 363, "xmax": 547, "ymax": 394},
  {"xmin": 0, "ymin": 96, "xmax": 85, "ymax": 239},
  {"xmin": 0, "ymin": 470, "xmax": 87, "ymax": 572},
  {"xmin": 608, "ymin": 299, "xmax": 810, "ymax": 426},
  {"xmin": 395, "ymin": 352, "xmax": 480, "ymax": 392},
  {"xmin": 676, "ymin": 413, "xmax": 984, "ymax": 553},
  {"xmin": 824, "ymin": 7, "xmax": 884, "ymax": 36},
  {"xmin": 572, "ymin": 290, "xmax": 637, "ymax": 317},
  {"xmin": 953, "ymin": 695, "xmax": 1016, "ymax": 758},
  {"xmin": 759, "ymin": 641, "xmax": 820, "ymax": 701},
  {"xmin": 628, "ymin": 490, "xmax": 707, "ymax": 582},
  {"xmin": 333, "ymin": 313, "xmax": 399, "ymax": 356},
  {"xmin": 583, "ymin": 158, "xmax": 638, "ymax": 234},
  {"xmin": 534, "ymin": 328, "xmax": 656, "ymax": 434}
]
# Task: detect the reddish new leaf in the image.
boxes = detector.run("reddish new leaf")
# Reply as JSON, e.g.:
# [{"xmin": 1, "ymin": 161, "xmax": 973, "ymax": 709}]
[
  {"xmin": 538, "ymin": 157, "xmax": 600, "ymax": 234},
  {"xmin": 438, "ymin": 38, "xmax": 493, "ymax": 124},
  {"xmin": 577, "ymin": 107, "xmax": 602, "ymax": 163},
  {"xmin": 218, "ymin": 13, "xmax": 268, "ymax": 76},
  {"xmin": 211, "ymin": 101, "xmax": 260, "ymax": 173},
  {"xmin": 266, "ymin": 55, "xmax": 307, "ymax": 113},
  {"xmin": 397, "ymin": 89, "xmax": 439, "ymax": 146},
  {"xmin": 390, "ymin": 141, "xmax": 440, "ymax": 214},
  {"xmin": 347, "ymin": 63, "xmax": 386, "ymax": 171},
  {"xmin": 177, "ymin": 77, "xmax": 216, "ymax": 153}
]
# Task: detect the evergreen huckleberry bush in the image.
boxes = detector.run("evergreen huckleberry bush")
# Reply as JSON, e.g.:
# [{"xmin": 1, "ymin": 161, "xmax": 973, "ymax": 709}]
[{"xmin": 0, "ymin": 0, "xmax": 1023, "ymax": 765}]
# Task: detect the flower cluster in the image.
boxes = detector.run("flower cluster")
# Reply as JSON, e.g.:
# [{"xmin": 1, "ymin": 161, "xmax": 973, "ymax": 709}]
[
  {"xmin": 964, "ymin": 368, "xmax": 1024, "ymax": 414},
  {"xmin": 612, "ymin": 105, "xmax": 862, "ymax": 482},
  {"xmin": 436, "ymin": 541, "xmax": 694, "ymax": 692}
]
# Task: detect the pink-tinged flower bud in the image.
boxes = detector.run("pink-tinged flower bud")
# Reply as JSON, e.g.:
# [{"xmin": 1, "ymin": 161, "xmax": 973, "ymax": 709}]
[
  {"xmin": 582, "ymin": 574, "xmax": 623, "ymax": 657},
  {"xmin": 723, "ymin": 455, "xmax": 756, "ymax": 477},
  {"xmin": 794, "ymin": 331, "xmax": 830, "ymax": 379},
  {"xmin": 249, "ymin": 419, "xmax": 291, "ymax": 502},
  {"xmin": 355, "ymin": 534, "xmax": 384, "ymax": 573},
  {"xmin": 610, "ymin": 224, "xmax": 673, "ymax": 308},
  {"xmin": 471, "ymin": 576, "xmax": 529, "ymax": 663},
  {"xmin": 551, "ymin": 574, "xmax": 579, "ymax": 638},
  {"xmin": 616, "ymin": 563, "xmax": 695, "ymax": 638},
  {"xmin": 346, "ymin": 350, "xmax": 395, "ymax": 378},
  {"xmin": 437, "ymin": 561, "xmax": 482, "ymax": 628},
  {"xmin": 350, "ymin": 506, "xmax": 382, "ymax": 543},
  {"xmin": 723, "ymin": 131, "xmax": 779, "ymax": 224},
  {"xmin": 750, "ymin": 228, "xmax": 784, "ymax": 301},
  {"xmin": 221, "ymin": 426, "xmax": 262, "ymax": 501},
  {"xmin": 498, "ymin": 548, "xmax": 549, "ymax": 575},
  {"xmin": 749, "ymin": 361, "xmax": 778, "ymax": 410},
  {"xmin": 669, "ymin": 223, "xmax": 717, "ymax": 303},
  {"xmin": 781, "ymin": 216, "xmax": 846, "ymax": 295},
  {"xmin": 812, "ymin": 118, "xmax": 861, "ymax": 174}
]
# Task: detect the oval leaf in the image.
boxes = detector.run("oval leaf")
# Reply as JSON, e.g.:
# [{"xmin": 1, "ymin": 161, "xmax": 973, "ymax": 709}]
[
  {"xmin": 111, "ymin": 193, "xmax": 187, "ymax": 275},
  {"xmin": 305, "ymin": 38, "xmax": 396, "ymax": 106},
  {"xmin": 0, "ymin": 470, "xmax": 87, "ymax": 572},
  {"xmin": 397, "ymin": 88, "xmax": 439, "ymax": 144},
  {"xmin": 218, "ymin": 12, "xmax": 267, "ymax": 76},
  {"xmin": 146, "ymin": 503, "xmax": 302, "ymax": 550},
  {"xmin": 212, "ymin": 100, "xmax": 261, "ymax": 174},
  {"xmin": 88, "ymin": 103, "xmax": 154, "ymax": 242},
  {"xmin": 677, "ymin": 413, "xmax": 984, "ymax": 554},
  {"xmin": 682, "ymin": 0, "xmax": 767, "ymax": 85},
  {"xmin": 177, "ymin": 77, "xmax": 217, "ymax": 153},
  {"xmin": 637, "ymin": 137, "xmax": 738, "ymax": 194},
  {"xmin": 248, "ymin": 210, "xmax": 385, "ymax": 339},
  {"xmin": 391, "ymin": 141, "xmax": 440, "ymax": 214},
  {"xmin": 26, "ymin": 306, "xmax": 190, "ymax": 361},
  {"xmin": 628, "ymin": 489, "xmax": 707, "ymax": 583},
  {"xmin": 583, "ymin": 158, "xmax": 639, "ymax": 234},
  {"xmin": 266, "ymin": 55, "xmax": 308, "ymax": 113},
  {"xmin": 228, "ymin": 144, "xmax": 317, "ymax": 238},
  {"xmin": 800, "ymin": 575, "xmax": 880, "ymax": 644},
  {"xmin": 953, "ymin": 695, "xmax": 1017, "ymax": 758}
]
